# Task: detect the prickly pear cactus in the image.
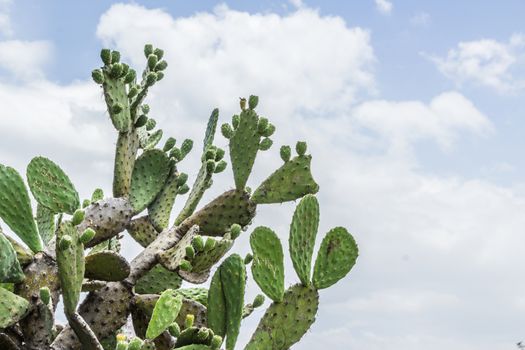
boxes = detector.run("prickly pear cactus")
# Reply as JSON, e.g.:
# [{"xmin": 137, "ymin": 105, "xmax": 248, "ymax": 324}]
[{"xmin": 0, "ymin": 44, "xmax": 359, "ymax": 350}]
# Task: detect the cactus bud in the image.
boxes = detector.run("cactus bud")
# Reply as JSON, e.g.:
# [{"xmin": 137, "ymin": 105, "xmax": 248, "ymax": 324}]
[
  {"xmin": 185, "ymin": 245, "xmax": 195, "ymax": 260},
  {"xmin": 215, "ymin": 148, "xmax": 225, "ymax": 161},
  {"xmin": 211, "ymin": 335, "xmax": 223, "ymax": 349},
  {"xmin": 128, "ymin": 337, "xmax": 143, "ymax": 350},
  {"xmin": 248, "ymin": 95, "xmax": 259, "ymax": 109},
  {"xmin": 163, "ymin": 137, "xmax": 176, "ymax": 152},
  {"xmin": 204, "ymin": 148, "xmax": 216, "ymax": 161},
  {"xmin": 177, "ymin": 184, "xmax": 189, "ymax": 195},
  {"xmin": 39, "ymin": 287, "xmax": 51, "ymax": 305},
  {"xmin": 112, "ymin": 103, "xmax": 123, "ymax": 114},
  {"xmin": 180, "ymin": 139, "xmax": 193, "ymax": 159},
  {"xmin": 111, "ymin": 50, "xmax": 121, "ymax": 63},
  {"xmin": 253, "ymin": 294, "xmax": 265, "ymax": 308},
  {"xmin": 71, "ymin": 209, "xmax": 85, "ymax": 226},
  {"xmin": 185, "ymin": 314, "xmax": 194, "ymax": 329},
  {"xmin": 141, "ymin": 104, "xmax": 150, "ymax": 114},
  {"xmin": 155, "ymin": 60, "xmax": 168, "ymax": 71},
  {"xmin": 230, "ymin": 223, "xmax": 242, "ymax": 239},
  {"xmin": 91, "ymin": 188, "xmax": 104, "ymax": 202},
  {"xmin": 154, "ymin": 48, "xmax": 164, "ymax": 60},
  {"xmin": 296, "ymin": 141, "xmax": 307, "ymax": 156},
  {"xmin": 146, "ymin": 72, "xmax": 157, "ymax": 85},
  {"xmin": 80, "ymin": 228, "xmax": 96, "ymax": 244},
  {"xmin": 214, "ymin": 160, "xmax": 227, "ymax": 174},
  {"xmin": 91, "ymin": 69, "xmax": 104, "ymax": 84},
  {"xmin": 239, "ymin": 97, "xmax": 247, "ymax": 110},
  {"xmin": 261, "ymin": 123, "xmax": 276, "ymax": 137},
  {"xmin": 196, "ymin": 328, "xmax": 210, "ymax": 341},
  {"xmin": 134, "ymin": 115, "xmax": 148, "ymax": 128},
  {"xmin": 168, "ymin": 323, "xmax": 180, "ymax": 337},
  {"xmin": 147, "ymin": 54, "xmax": 158, "ymax": 71},
  {"xmin": 116, "ymin": 334, "xmax": 126, "ymax": 342},
  {"xmin": 259, "ymin": 137, "xmax": 273, "ymax": 151},
  {"xmin": 204, "ymin": 237, "xmax": 216, "ymax": 251},
  {"xmin": 82, "ymin": 199, "xmax": 91, "ymax": 208},
  {"xmin": 169, "ymin": 147, "xmax": 181, "ymax": 160},
  {"xmin": 156, "ymin": 71, "xmax": 164, "ymax": 81},
  {"xmin": 232, "ymin": 114, "xmax": 240, "ymax": 129},
  {"xmin": 176, "ymin": 172, "xmax": 188, "ymax": 186},
  {"xmin": 128, "ymin": 86, "xmax": 138, "ymax": 99},
  {"xmin": 145, "ymin": 118, "xmax": 156, "ymax": 131},
  {"xmin": 206, "ymin": 159, "xmax": 216, "ymax": 173},
  {"xmin": 192, "ymin": 235, "xmax": 205, "ymax": 252},
  {"xmin": 100, "ymin": 48, "xmax": 111, "ymax": 65},
  {"xmin": 110, "ymin": 63, "xmax": 123, "ymax": 78},
  {"xmin": 244, "ymin": 253, "xmax": 253, "ymax": 265},
  {"xmin": 59, "ymin": 235, "xmax": 72, "ymax": 250},
  {"xmin": 121, "ymin": 63, "xmax": 129, "ymax": 76},
  {"xmin": 280, "ymin": 145, "xmax": 291, "ymax": 162},
  {"xmin": 257, "ymin": 117, "xmax": 268, "ymax": 133},
  {"xmin": 179, "ymin": 259, "xmax": 192, "ymax": 271},
  {"xmin": 144, "ymin": 44, "xmax": 153, "ymax": 57},
  {"xmin": 124, "ymin": 69, "xmax": 136, "ymax": 84},
  {"xmin": 221, "ymin": 123, "xmax": 234, "ymax": 139}
]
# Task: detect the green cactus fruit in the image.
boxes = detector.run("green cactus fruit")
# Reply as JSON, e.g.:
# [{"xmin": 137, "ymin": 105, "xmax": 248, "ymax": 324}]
[
  {"xmin": 245, "ymin": 284, "xmax": 319, "ymax": 350},
  {"xmin": 210, "ymin": 335, "xmax": 222, "ymax": 349},
  {"xmin": 185, "ymin": 314, "xmax": 195, "ymax": 328},
  {"xmin": 180, "ymin": 189, "xmax": 256, "ymax": 237},
  {"xmin": 27, "ymin": 156, "xmax": 80, "ymax": 215},
  {"xmin": 279, "ymin": 145, "xmax": 291, "ymax": 162},
  {"xmin": 192, "ymin": 235, "xmax": 205, "ymax": 252},
  {"xmin": 251, "ymin": 153, "xmax": 319, "ymax": 204},
  {"xmin": 295, "ymin": 141, "xmax": 307, "ymax": 156},
  {"xmin": 231, "ymin": 114, "xmax": 240, "ymax": 129},
  {"xmin": 39, "ymin": 286, "xmax": 51, "ymax": 305},
  {"xmin": 186, "ymin": 245, "xmax": 196, "ymax": 260},
  {"xmin": 248, "ymin": 95, "xmax": 259, "ymax": 109},
  {"xmin": 82, "ymin": 199, "xmax": 91, "ymax": 208},
  {"xmin": 129, "ymin": 149, "xmax": 171, "ymax": 213},
  {"xmin": 221, "ymin": 123, "xmax": 234, "ymax": 139},
  {"xmin": 244, "ymin": 253, "xmax": 253, "ymax": 265},
  {"xmin": 180, "ymin": 139, "xmax": 194, "ymax": 160},
  {"xmin": 146, "ymin": 72, "xmax": 157, "ymax": 85},
  {"xmin": 71, "ymin": 209, "xmax": 85, "ymax": 226},
  {"xmin": 230, "ymin": 224, "xmax": 242, "ymax": 240},
  {"xmin": 191, "ymin": 238, "xmax": 233, "ymax": 273},
  {"xmin": 0, "ymin": 286, "xmax": 30, "ymax": 328},
  {"xmin": 144, "ymin": 44, "xmax": 153, "ymax": 57},
  {"xmin": 92, "ymin": 69, "xmax": 104, "ymax": 84},
  {"xmin": 100, "ymin": 48, "xmax": 112, "ymax": 65},
  {"xmin": 110, "ymin": 63, "xmax": 123, "ymax": 79},
  {"xmin": 312, "ymin": 227, "xmax": 358, "ymax": 289},
  {"xmin": 128, "ymin": 86, "xmax": 139, "ymax": 99},
  {"xmin": 289, "ymin": 194, "xmax": 319, "ymax": 286},
  {"xmin": 214, "ymin": 160, "xmax": 227, "ymax": 174},
  {"xmin": 250, "ymin": 226, "xmax": 285, "ymax": 302},
  {"xmin": 56, "ymin": 221, "xmax": 84, "ymax": 315},
  {"xmin": 80, "ymin": 228, "xmax": 96, "ymax": 244},
  {"xmin": 111, "ymin": 50, "xmax": 121, "ymax": 63},
  {"xmin": 135, "ymin": 263, "xmax": 182, "ymax": 294},
  {"xmin": 207, "ymin": 268, "xmax": 226, "ymax": 337},
  {"xmin": 127, "ymin": 337, "xmax": 144, "ymax": 350},
  {"xmin": 145, "ymin": 290, "xmax": 183, "ymax": 339},
  {"xmin": 153, "ymin": 48, "xmax": 164, "ymax": 60},
  {"xmin": 128, "ymin": 216, "xmax": 160, "ymax": 248},
  {"xmin": 229, "ymin": 108, "xmax": 261, "ymax": 190},
  {"xmin": 257, "ymin": 117, "xmax": 268, "ymax": 133},
  {"xmin": 215, "ymin": 148, "xmax": 225, "ymax": 161},
  {"xmin": 91, "ymin": 188, "xmax": 104, "ymax": 202},
  {"xmin": 155, "ymin": 60, "xmax": 168, "ymax": 71},
  {"xmin": 260, "ymin": 123, "xmax": 275, "ymax": 138},
  {"xmin": 162, "ymin": 137, "xmax": 176, "ymax": 152},
  {"xmin": 124, "ymin": 70, "xmax": 136, "ymax": 84},
  {"xmin": 135, "ymin": 115, "xmax": 148, "ymax": 128},
  {"xmin": 259, "ymin": 138, "xmax": 273, "ymax": 151},
  {"xmin": 158, "ymin": 225, "xmax": 198, "ymax": 271},
  {"xmin": 206, "ymin": 160, "xmax": 216, "ymax": 173},
  {"xmin": 204, "ymin": 237, "xmax": 217, "ymax": 251},
  {"xmin": 144, "ymin": 129, "xmax": 163, "ymax": 150},
  {"xmin": 168, "ymin": 322, "xmax": 181, "ymax": 337},
  {"xmin": 0, "ymin": 230, "xmax": 25, "ymax": 283},
  {"xmin": 147, "ymin": 54, "xmax": 158, "ymax": 71},
  {"xmin": 0, "ymin": 164, "xmax": 42, "ymax": 252},
  {"xmin": 220, "ymin": 254, "xmax": 246, "ymax": 350},
  {"xmin": 85, "ymin": 251, "xmax": 130, "ymax": 281},
  {"xmin": 145, "ymin": 118, "xmax": 156, "ymax": 131},
  {"xmin": 252, "ymin": 294, "xmax": 265, "ymax": 308},
  {"xmin": 179, "ymin": 259, "xmax": 192, "ymax": 271}
]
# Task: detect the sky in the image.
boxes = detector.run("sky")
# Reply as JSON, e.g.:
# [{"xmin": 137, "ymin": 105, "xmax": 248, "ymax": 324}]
[{"xmin": 0, "ymin": 0, "xmax": 525, "ymax": 349}]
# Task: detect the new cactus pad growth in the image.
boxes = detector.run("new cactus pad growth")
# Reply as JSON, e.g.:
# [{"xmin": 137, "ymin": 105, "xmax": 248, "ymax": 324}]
[{"xmin": 0, "ymin": 44, "xmax": 359, "ymax": 350}]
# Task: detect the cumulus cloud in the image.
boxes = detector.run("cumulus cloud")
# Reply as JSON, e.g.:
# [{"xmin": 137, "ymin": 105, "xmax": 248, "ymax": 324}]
[
  {"xmin": 0, "ymin": 40, "xmax": 53, "ymax": 79},
  {"xmin": 427, "ymin": 34, "xmax": 525, "ymax": 92},
  {"xmin": 375, "ymin": 0, "xmax": 393, "ymax": 15}
]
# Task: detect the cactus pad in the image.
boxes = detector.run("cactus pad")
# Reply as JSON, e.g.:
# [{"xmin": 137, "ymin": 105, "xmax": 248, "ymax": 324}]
[
  {"xmin": 145, "ymin": 290, "xmax": 183, "ymax": 339},
  {"xmin": 175, "ymin": 288, "xmax": 209, "ymax": 307},
  {"xmin": 245, "ymin": 284, "xmax": 319, "ymax": 350},
  {"xmin": 207, "ymin": 267, "xmax": 226, "ymax": 338},
  {"xmin": 313, "ymin": 227, "xmax": 358, "ymax": 289},
  {"xmin": 148, "ymin": 169, "xmax": 182, "ymax": 231},
  {"xmin": 85, "ymin": 251, "xmax": 130, "ymax": 281},
  {"xmin": 36, "ymin": 204, "xmax": 55, "ymax": 246},
  {"xmin": 128, "ymin": 215, "xmax": 160, "ymax": 248},
  {"xmin": 220, "ymin": 254, "xmax": 246, "ymax": 350},
  {"xmin": 130, "ymin": 149, "xmax": 171, "ymax": 213},
  {"xmin": 250, "ymin": 226, "xmax": 285, "ymax": 302},
  {"xmin": 0, "ymin": 286, "xmax": 30, "ymax": 328},
  {"xmin": 251, "ymin": 154, "xmax": 319, "ymax": 204},
  {"xmin": 158, "ymin": 225, "xmax": 198, "ymax": 271},
  {"xmin": 135, "ymin": 264, "xmax": 182, "ymax": 294},
  {"xmin": 26, "ymin": 156, "xmax": 80, "ymax": 214},
  {"xmin": 101, "ymin": 65, "xmax": 132, "ymax": 132},
  {"xmin": 191, "ymin": 237, "xmax": 233, "ymax": 273},
  {"xmin": 0, "ymin": 229, "xmax": 24, "ymax": 283},
  {"xmin": 289, "ymin": 194, "xmax": 319, "ymax": 286},
  {"xmin": 0, "ymin": 164, "xmax": 42, "ymax": 252}
]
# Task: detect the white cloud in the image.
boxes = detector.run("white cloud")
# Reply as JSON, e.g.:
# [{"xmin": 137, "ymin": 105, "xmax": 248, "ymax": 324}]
[
  {"xmin": 428, "ymin": 34, "xmax": 525, "ymax": 92},
  {"xmin": 0, "ymin": 40, "xmax": 53, "ymax": 79},
  {"xmin": 410, "ymin": 11, "xmax": 430, "ymax": 26},
  {"xmin": 375, "ymin": 0, "xmax": 393, "ymax": 15}
]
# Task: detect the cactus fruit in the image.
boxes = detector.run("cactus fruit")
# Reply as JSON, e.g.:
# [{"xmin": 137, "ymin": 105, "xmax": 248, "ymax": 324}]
[{"xmin": 0, "ymin": 44, "xmax": 359, "ymax": 350}]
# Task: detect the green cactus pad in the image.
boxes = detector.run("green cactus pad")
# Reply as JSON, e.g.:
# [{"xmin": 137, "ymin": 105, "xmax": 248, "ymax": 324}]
[
  {"xmin": 158, "ymin": 225, "xmax": 198, "ymax": 271},
  {"xmin": 289, "ymin": 194, "xmax": 319, "ymax": 286},
  {"xmin": 313, "ymin": 227, "xmax": 358, "ymax": 289},
  {"xmin": 130, "ymin": 149, "xmax": 171, "ymax": 213},
  {"xmin": 5, "ymin": 236, "xmax": 33, "ymax": 266},
  {"xmin": 175, "ymin": 162, "xmax": 213, "ymax": 226},
  {"xmin": 0, "ymin": 286, "xmax": 30, "ymax": 328},
  {"xmin": 27, "ymin": 156, "xmax": 80, "ymax": 215},
  {"xmin": 251, "ymin": 154, "xmax": 319, "ymax": 204},
  {"xmin": 250, "ymin": 226, "xmax": 285, "ymax": 302},
  {"xmin": 85, "ymin": 251, "xmax": 130, "ymax": 281},
  {"xmin": 0, "ymin": 229, "xmax": 25, "ymax": 283},
  {"xmin": 102, "ymin": 68, "xmax": 132, "ymax": 132},
  {"xmin": 113, "ymin": 131, "xmax": 139, "ymax": 197},
  {"xmin": 56, "ymin": 220, "xmax": 84, "ymax": 315},
  {"xmin": 207, "ymin": 267, "xmax": 226, "ymax": 338},
  {"xmin": 145, "ymin": 290, "xmax": 183, "ymax": 339},
  {"xmin": 220, "ymin": 254, "xmax": 246, "ymax": 350},
  {"xmin": 175, "ymin": 298, "xmax": 207, "ymax": 329},
  {"xmin": 191, "ymin": 238, "xmax": 233, "ymax": 273},
  {"xmin": 128, "ymin": 215, "xmax": 160, "ymax": 247},
  {"xmin": 174, "ymin": 345, "xmax": 212, "ymax": 350},
  {"xmin": 0, "ymin": 164, "xmax": 42, "ymax": 252},
  {"xmin": 148, "ymin": 169, "xmax": 180, "ymax": 231},
  {"xmin": 36, "ymin": 204, "xmax": 55, "ymax": 246},
  {"xmin": 67, "ymin": 312, "xmax": 104, "ymax": 350},
  {"xmin": 180, "ymin": 189, "xmax": 256, "ymax": 237},
  {"xmin": 229, "ymin": 108, "xmax": 261, "ymax": 190},
  {"xmin": 175, "ymin": 288, "xmax": 208, "ymax": 307},
  {"xmin": 245, "ymin": 284, "xmax": 319, "ymax": 350},
  {"xmin": 135, "ymin": 264, "xmax": 182, "ymax": 294},
  {"xmin": 203, "ymin": 108, "xmax": 219, "ymax": 151}
]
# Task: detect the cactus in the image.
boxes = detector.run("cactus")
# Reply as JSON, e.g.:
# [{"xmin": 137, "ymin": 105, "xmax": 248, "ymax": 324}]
[{"xmin": 0, "ymin": 44, "xmax": 358, "ymax": 350}]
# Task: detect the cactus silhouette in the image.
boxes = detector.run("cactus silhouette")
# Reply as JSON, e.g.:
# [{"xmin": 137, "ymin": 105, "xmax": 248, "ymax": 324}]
[{"xmin": 0, "ymin": 45, "xmax": 358, "ymax": 350}]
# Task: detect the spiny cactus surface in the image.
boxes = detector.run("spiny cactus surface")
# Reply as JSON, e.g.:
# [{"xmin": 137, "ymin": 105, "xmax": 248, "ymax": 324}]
[{"xmin": 0, "ymin": 44, "xmax": 359, "ymax": 350}]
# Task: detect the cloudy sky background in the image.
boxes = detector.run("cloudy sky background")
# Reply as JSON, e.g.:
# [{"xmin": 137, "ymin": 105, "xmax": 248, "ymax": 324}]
[{"xmin": 1, "ymin": 0, "xmax": 525, "ymax": 349}]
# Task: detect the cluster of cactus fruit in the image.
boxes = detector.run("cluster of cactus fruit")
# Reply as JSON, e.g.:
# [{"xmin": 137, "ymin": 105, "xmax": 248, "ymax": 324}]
[{"xmin": 0, "ymin": 44, "xmax": 359, "ymax": 350}]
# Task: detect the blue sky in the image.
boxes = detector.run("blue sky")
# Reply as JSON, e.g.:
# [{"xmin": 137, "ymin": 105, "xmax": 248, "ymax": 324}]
[{"xmin": 1, "ymin": 1, "xmax": 525, "ymax": 349}]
